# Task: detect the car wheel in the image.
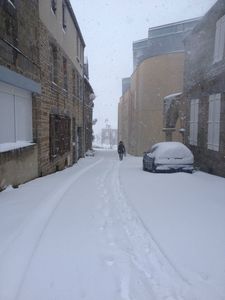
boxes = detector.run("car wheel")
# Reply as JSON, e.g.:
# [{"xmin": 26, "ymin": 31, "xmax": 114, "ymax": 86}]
[
  {"xmin": 143, "ymin": 162, "xmax": 146, "ymax": 171},
  {"xmin": 152, "ymin": 162, "xmax": 156, "ymax": 173}
]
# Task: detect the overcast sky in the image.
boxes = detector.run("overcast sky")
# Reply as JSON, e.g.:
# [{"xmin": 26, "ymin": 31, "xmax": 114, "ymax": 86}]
[{"xmin": 70, "ymin": 0, "xmax": 217, "ymax": 135}]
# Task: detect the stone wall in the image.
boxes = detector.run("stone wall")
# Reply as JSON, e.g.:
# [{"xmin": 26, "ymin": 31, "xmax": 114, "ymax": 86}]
[
  {"xmin": 0, "ymin": 145, "xmax": 38, "ymax": 189},
  {"xmin": 0, "ymin": 0, "xmax": 40, "ymax": 188},
  {"xmin": 183, "ymin": 0, "xmax": 225, "ymax": 177},
  {"xmin": 37, "ymin": 21, "xmax": 84, "ymax": 176},
  {"xmin": 0, "ymin": 0, "xmax": 40, "ymax": 81}
]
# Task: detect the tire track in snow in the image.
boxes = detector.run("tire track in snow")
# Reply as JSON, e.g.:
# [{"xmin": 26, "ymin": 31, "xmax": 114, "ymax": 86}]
[
  {"xmin": 100, "ymin": 161, "xmax": 196, "ymax": 300},
  {"xmin": 0, "ymin": 158, "xmax": 103, "ymax": 300},
  {"xmin": 97, "ymin": 161, "xmax": 157, "ymax": 300}
]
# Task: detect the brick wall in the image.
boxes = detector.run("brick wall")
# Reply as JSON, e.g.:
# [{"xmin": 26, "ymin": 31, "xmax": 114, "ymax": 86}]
[
  {"xmin": 0, "ymin": 0, "xmax": 40, "ymax": 81},
  {"xmin": 183, "ymin": 0, "xmax": 225, "ymax": 177},
  {"xmin": 37, "ymin": 21, "xmax": 84, "ymax": 176}
]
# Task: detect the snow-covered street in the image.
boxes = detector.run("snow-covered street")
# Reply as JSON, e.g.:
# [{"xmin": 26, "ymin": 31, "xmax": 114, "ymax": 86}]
[{"xmin": 0, "ymin": 149, "xmax": 225, "ymax": 300}]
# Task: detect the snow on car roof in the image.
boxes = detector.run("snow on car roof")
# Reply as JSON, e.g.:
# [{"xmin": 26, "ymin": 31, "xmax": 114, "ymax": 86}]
[{"xmin": 151, "ymin": 142, "xmax": 193, "ymax": 159}]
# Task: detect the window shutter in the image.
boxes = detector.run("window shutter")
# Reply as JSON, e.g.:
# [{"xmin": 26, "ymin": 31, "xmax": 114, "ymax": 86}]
[
  {"xmin": 0, "ymin": 91, "xmax": 15, "ymax": 143},
  {"xmin": 207, "ymin": 94, "xmax": 221, "ymax": 151},
  {"xmin": 214, "ymin": 15, "xmax": 225, "ymax": 63},
  {"xmin": 193, "ymin": 99, "xmax": 199, "ymax": 145},
  {"xmin": 208, "ymin": 96, "xmax": 214, "ymax": 150},
  {"xmin": 213, "ymin": 94, "xmax": 221, "ymax": 151},
  {"xmin": 189, "ymin": 99, "xmax": 199, "ymax": 145},
  {"xmin": 15, "ymin": 94, "xmax": 32, "ymax": 142},
  {"xmin": 214, "ymin": 19, "xmax": 221, "ymax": 62},
  {"xmin": 189, "ymin": 100, "xmax": 194, "ymax": 145},
  {"xmin": 219, "ymin": 16, "xmax": 225, "ymax": 61}
]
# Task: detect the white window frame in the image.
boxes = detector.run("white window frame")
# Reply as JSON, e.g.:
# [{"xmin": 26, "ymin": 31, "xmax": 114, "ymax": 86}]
[
  {"xmin": 207, "ymin": 94, "xmax": 221, "ymax": 151},
  {"xmin": 189, "ymin": 99, "xmax": 199, "ymax": 146},
  {"xmin": 213, "ymin": 15, "xmax": 225, "ymax": 63}
]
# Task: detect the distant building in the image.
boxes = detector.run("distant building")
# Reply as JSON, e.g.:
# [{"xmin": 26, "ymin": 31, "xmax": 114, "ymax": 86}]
[
  {"xmin": 183, "ymin": 0, "xmax": 225, "ymax": 177},
  {"xmin": 119, "ymin": 18, "xmax": 199, "ymax": 155},
  {"xmin": 101, "ymin": 128, "xmax": 117, "ymax": 147},
  {"xmin": 133, "ymin": 18, "xmax": 199, "ymax": 70}
]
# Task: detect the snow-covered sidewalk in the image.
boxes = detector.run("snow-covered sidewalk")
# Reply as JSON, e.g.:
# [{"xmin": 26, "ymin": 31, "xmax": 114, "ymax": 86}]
[{"xmin": 0, "ymin": 150, "xmax": 224, "ymax": 300}]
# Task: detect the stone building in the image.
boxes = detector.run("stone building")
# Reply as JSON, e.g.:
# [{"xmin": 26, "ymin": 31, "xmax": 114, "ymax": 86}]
[
  {"xmin": 119, "ymin": 19, "xmax": 199, "ymax": 156},
  {"xmin": 101, "ymin": 128, "xmax": 117, "ymax": 148},
  {"xmin": 183, "ymin": 0, "xmax": 225, "ymax": 177},
  {"xmin": 83, "ymin": 58, "xmax": 95, "ymax": 152},
  {"xmin": 0, "ymin": 0, "xmax": 41, "ymax": 189},
  {"xmin": 0, "ymin": 0, "xmax": 95, "ymax": 189},
  {"xmin": 118, "ymin": 78, "xmax": 131, "ymax": 150},
  {"xmin": 38, "ymin": 0, "xmax": 86, "ymax": 176}
]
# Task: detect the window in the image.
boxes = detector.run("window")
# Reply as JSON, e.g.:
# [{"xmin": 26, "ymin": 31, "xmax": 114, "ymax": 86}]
[
  {"xmin": 213, "ymin": 15, "xmax": 225, "ymax": 63},
  {"xmin": 76, "ymin": 35, "xmax": 80, "ymax": 61},
  {"xmin": 63, "ymin": 57, "xmax": 68, "ymax": 90},
  {"xmin": 72, "ymin": 69, "xmax": 76, "ymax": 96},
  {"xmin": 76, "ymin": 70, "xmax": 79, "ymax": 98},
  {"xmin": 207, "ymin": 94, "xmax": 221, "ymax": 151},
  {"xmin": 62, "ymin": 1, "xmax": 66, "ymax": 30},
  {"xmin": 49, "ymin": 114, "xmax": 71, "ymax": 159},
  {"xmin": 80, "ymin": 43, "xmax": 83, "ymax": 63},
  {"xmin": 51, "ymin": 0, "xmax": 57, "ymax": 14},
  {"xmin": 7, "ymin": 0, "xmax": 16, "ymax": 8},
  {"xmin": 50, "ymin": 44, "xmax": 57, "ymax": 83},
  {"xmin": 189, "ymin": 99, "xmax": 199, "ymax": 146},
  {"xmin": 0, "ymin": 81, "xmax": 32, "ymax": 146},
  {"xmin": 79, "ymin": 77, "xmax": 83, "ymax": 100}
]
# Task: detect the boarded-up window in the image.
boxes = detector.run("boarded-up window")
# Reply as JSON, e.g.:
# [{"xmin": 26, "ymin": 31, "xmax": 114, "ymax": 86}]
[
  {"xmin": 50, "ymin": 114, "xmax": 71, "ymax": 159},
  {"xmin": 213, "ymin": 15, "xmax": 225, "ymax": 63},
  {"xmin": 189, "ymin": 99, "xmax": 199, "ymax": 146},
  {"xmin": 207, "ymin": 94, "xmax": 221, "ymax": 151}
]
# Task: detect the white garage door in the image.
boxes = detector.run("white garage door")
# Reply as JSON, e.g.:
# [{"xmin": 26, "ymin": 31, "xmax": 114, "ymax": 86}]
[{"xmin": 0, "ymin": 81, "xmax": 32, "ymax": 144}]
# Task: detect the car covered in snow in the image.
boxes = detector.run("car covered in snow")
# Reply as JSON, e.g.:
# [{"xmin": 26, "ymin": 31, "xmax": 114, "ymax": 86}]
[
  {"xmin": 85, "ymin": 149, "xmax": 95, "ymax": 157},
  {"xmin": 143, "ymin": 142, "xmax": 194, "ymax": 173}
]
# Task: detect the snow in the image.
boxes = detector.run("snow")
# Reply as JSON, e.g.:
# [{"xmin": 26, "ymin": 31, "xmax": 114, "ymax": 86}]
[
  {"xmin": 148, "ymin": 141, "xmax": 194, "ymax": 165},
  {"xmin": 0, "ymin": 141, "xmax": 34, "ymax": 153},
  {"xmin": 164, "ymin": 92, "xmax": 181, "ymax": 113},
  {"xmin": 0, "ymin": 150, "xmax": 224, "ymax": 300},
  {"xmin": 164, "ymin": 92, "xmax": 182, "ymax": 100}
]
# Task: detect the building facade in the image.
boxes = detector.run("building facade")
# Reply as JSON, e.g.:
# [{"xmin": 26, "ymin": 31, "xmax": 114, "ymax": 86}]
[
  {"xmin": 119, "ymin": 19, "xmax": 199, "ymax": 156},
  {"xmin": 37, "ymin": 0, "xmax": 86, "ymax": 176},
  {"xmin": 118, "ymin": 78, "xmax": 131, "ymax": 150},
  {"xmin": 0, "ymin": 0, "xmax": 41, "ymax": 189},
  {"xmin": 84, "ymin": 58, "xmax": 95, "ymax": 152},
  {"xmin": 101, "ymin": 128, "xmax": 117, "ymax": 148},
  {"xmin": 0, "ymin": 0, "xmax": 95, "ymax": 189},
  {"xmin": 183, "ymin": 0, "xmax": 225, "ymax": 177}
]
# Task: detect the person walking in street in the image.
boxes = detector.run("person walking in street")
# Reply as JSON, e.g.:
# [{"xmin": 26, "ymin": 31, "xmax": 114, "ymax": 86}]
[{"xmin": 118, "ymin": 141, "xmax": 126, "ymax": 161}]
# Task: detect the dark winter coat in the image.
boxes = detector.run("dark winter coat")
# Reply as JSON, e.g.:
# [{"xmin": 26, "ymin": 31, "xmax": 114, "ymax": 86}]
[{"xmin": 118, "ymin": 142, "xmax": 126, "ymax": 154}]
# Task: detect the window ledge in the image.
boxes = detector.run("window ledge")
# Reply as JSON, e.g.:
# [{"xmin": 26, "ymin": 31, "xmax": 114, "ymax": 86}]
[
  {"xmin": 51, "ymin": 7, "xmax": 57, "ymax": 15},
  {"xmin": 0, "ymin": 142, "xmax": 35, "ymax": 153},
  {"xmin": 7, "ymin": 0, "xmax": 16, "ymax": 8}
]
